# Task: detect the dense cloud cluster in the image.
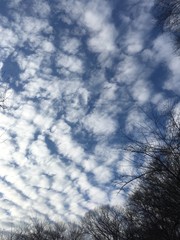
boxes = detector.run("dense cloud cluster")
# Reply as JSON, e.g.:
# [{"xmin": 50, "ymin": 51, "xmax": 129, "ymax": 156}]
[{"xmin": 0, "ymin": 0, "xmax": 179, "ymax": 230}]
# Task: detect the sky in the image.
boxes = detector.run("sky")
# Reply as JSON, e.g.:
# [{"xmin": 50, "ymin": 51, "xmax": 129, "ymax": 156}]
[{"xmin": 0, "ymin": 0, "xmax": 179, "ymax": 229}]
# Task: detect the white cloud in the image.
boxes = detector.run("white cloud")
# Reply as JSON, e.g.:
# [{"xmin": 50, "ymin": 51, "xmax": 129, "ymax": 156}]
[
  {"xmin": 88, "ymin": 24, "xmax": 116, "ymax": 53},
  {"xmin": 8, "ymin": 0, "xmax": 22, "ymax": 8},
  {"xmin": 152, "ymin": 34, "xmax": 180, "ymax": 94},
  {"xmin": 115, "ymin": 56, "xmax": 142, "ymax": 84},
  {"xmin": 83, "ymin": 111, "xmax": 117, "ymax": 136},
  {"xmin": 42, "ymin": 40, "xmax": 55, "ymax": 53},
  {"xmin": 110, "ymin": 191, "xmax": 126, "ymax": 206},
  {"xmin": 50, "ymin": 120, "xmax": 86, "ymax": 164},
  {"xmin": 82, "ymin": 157, "xmax": 98, "ymax": 172},
  {"xmin": 93, "ymin": 166, "xmax": 112, "ymax": 184},
  {"xmin": 125, "ymin": 31, "xmax": 144, "ymax": 54},
  {"xmin": 117, "ymin": 152, "xmax": 135, "ymax": 176},
  {"xmin": 0, "ymin": 26, "xmax": 18, "ymax": 48},
  {"xmin": 93, "ymin": 143, "xmax": 120, "ymax": 165},
  {"xmin": 88, "ymin": 186, "xmax": 108, "ymax": 204},
  {"xmin": 153, "ymin": 34, "xmax": 174, "ymax": 62},
  {"xmin": 125, "ymin": 108, "xmax": 147, "ymax": 134},
  {"xmin": 56, "ymin": 52, "xmax": 83, "ymax": 74},
  {"xmin": 56, "ymin": 0, "xmax": 117, "ymax": 64},
  {"xmin": 131, "ymin": 79, "xmax": 151, "ymax": 104},
  {"xmin": 29, "ymin": 136, "xmax": 51, "ymax": 165},
  {"xmin": 32, "ymin": 0, "xmax": 51, "ymax": 18},
  {"xmin": 61, "ymin": 37, "xmax": 80, "ymax": 54}
]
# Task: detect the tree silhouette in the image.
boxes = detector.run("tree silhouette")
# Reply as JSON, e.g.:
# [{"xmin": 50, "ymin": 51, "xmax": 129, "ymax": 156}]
[
  {"xmin": 118, "ymin": 102, "xmax": 180, "ymax": 191},
  {"xmin": 82, "ymin": 205, "xmax": 127, "ymax": 240},
  {"xmin": 118, "ymin": 102, "xmax": 180, "ymax": 239}
]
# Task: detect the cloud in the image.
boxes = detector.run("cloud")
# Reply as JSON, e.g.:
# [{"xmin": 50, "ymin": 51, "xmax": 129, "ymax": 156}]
[
  {"xmin": 0, "ymin": 0, "xmax": 177, "ymax": 230},
  {"xmin": 50, "ymin": 120, "xmax": 86, "ymax": 164},
  {"xmin": 60, "ymin": 37, "xmax": 80, "ymax": 54},
  {"xmin": 131, "ymin": 79, "xmax": 151, "ymax": 104},
  {"xmin": 150, "ymin": 33, "xmax": 180, "ymax": 94},
  {"xmin": 56, "ymin": 52, "xmax": 84, "ymax": 74},
  {"xmin": 114, "ymin": 56, "xmax": 142, "ymax": 84},
  {"xmin": 83, "ymin": 111, "xmax": 117, "ymax": 136},
  {"xmin": 55, "ymin": 0, "xmax": 118, "ymax": 65},
  {"xmin": 31, "ymin": 0, "xmax": 51, "ymax": 18},
  {"xmin": 93, "ymin": 166, "xmax": 112, "ymax": 184},
  {"xmin": 125, "ymin": 31, "xmax": 144, "ymax": 54}
]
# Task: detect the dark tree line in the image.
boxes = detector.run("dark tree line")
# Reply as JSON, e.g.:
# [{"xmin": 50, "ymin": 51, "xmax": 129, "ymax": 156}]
[
  {"xmin": 119, "ymin": 102, "xmax": 180, "ymax": 240},
  {"xmin": 0, "ymin": 102, "xmax": 179, "ymax": 239}
]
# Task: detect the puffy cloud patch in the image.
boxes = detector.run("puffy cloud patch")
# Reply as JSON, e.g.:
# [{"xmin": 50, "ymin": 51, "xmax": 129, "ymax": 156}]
[
  {"xmin": 83, "ymin": 111, "xmax": 117, "ymax": 136},
  {"xmin": 55, "ymin": 0, "xmax": 117, "ymax": 65},
  {"xmin": 56, "ymin": 52, "xmax": 84, "ymax": 74}
]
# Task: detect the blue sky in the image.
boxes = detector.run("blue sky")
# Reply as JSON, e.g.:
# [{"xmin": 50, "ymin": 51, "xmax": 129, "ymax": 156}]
[{"xmin": 0, "ymin": 0, "xmax": 179, "ymax": 229}]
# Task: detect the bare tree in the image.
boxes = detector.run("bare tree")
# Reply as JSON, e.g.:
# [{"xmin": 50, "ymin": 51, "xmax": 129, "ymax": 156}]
[
  {"xmin": 0, "ymin": 219, "xmax": 67, "ymax": 240},
  {"xmin": 116, "ymin": 102, "xmax": 180, "ymax": 239},
  {"xmin": 0, "ymin": 219, "xmax": 85, "ymax": 240},
  {"xmin": 118, "ymin": 102, "xmax": 180, "ymax": 191},
  {"xmin": 82, "ymin": 205, "xmax": 127, "ymax": 240},
  {"xmin": 65, "ymin": 222, "xmax": 84, "ymax": 240}
]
